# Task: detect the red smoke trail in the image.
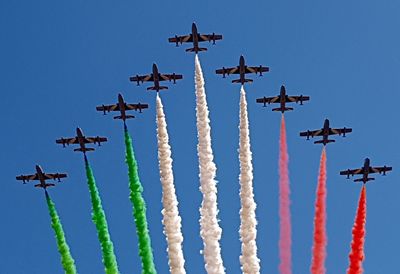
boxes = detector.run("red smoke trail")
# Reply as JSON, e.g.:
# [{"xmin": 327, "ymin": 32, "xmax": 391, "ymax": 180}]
[
  {"xmin": 279, "ymin": 115, "xmax": 292, "ymax": 274},
  {"xmin": 347, "ymin": 186, "xmax": 367, "ymax": 274},
  {"xmin": 310, "ymin": 147, "xmax": 327, "ymax": 274}
]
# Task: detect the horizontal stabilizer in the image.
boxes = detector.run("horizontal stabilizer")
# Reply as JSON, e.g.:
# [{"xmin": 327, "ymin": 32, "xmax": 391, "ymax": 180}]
[
  {"xmin": 354, "ymin": 177, "xmax": 375, "ymax": 183},
  {"xmin": 232, "ymin": 78, "xmax": 253, "ymax": 84},
  {"xmin": 35, "ymin": 183, "xmax": 55, "ymax": 188},
  {"xmin": 114, "ymin": 115, "xmax": 135, "ymax": 120},
  {"xmin": 74, "ymin": 147, "xmax": 95, "ymax": 152},
  {"xmin": 314, "ymin": 139, "xmax": 335, "ymax": 145},
  {"xmin": 147, "ymin": 86, "xmax": 168, "ymax": 91},
  {"xmin": 185, "ymin": 47, "xmax": 207, "ymax": 52},
  {"xmin": 272, "ymin": 107, "xmax": 294, "ymax": 112}
]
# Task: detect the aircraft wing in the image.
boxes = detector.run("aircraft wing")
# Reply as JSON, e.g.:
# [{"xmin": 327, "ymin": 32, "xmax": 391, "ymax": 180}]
[
  {"xmin": 245, "ymin": 66, "xmax": 270, "ymax": 75},
  {"xmin": 330, "ymin": 127, "xmax": 352, "ymax": 136},
  {"xmin": 126, "ymin": 103, "xmax": 149, "ymax": 111},
  {"xmin": 215, "ymin": 67, "xmax": 239, "ymax": 75},
  {"xmin": 300, "ymin": 129, "xmax": 324, "ymax": 137},
  {"xmin": 340, "ymin": 168, "xmax": 364, "ymax": 176},
  {"xmin": 129, "ymin": 74, "xmax": 154, "ymax": 83},
  {"xmin": 168, "ymin": 34, "xmax": 193, "ymax": 44},
  {"xmin": 286, "ymin": 95, "xmax": 310, "ymax": 103},
  {"xmin": 16, "ymin": 174, "xmax": 39, "ymax": 182},
  {"xmin": 96, "ymin": 104, "xmax": 119, "ymax": 113},
  {"xmin": 370, "ymin": 166, "xmax": 392, "ymax": 174},
  {"xmin": 198, "ymin": 33, "xmax": 223, "ymax": 42},
  {"xmin": 44, "ymin": 173, "xmax": 67, "ymax": 181},
  {"xmin": 56, "ymin": 137, "xmax": 79, "ymax": 145},
  {"xmin": 84, "ymin": 136, "xmax": 108, "ymax": 144},
  {"xmin": 159, "ymin": 73, "xmax": 183, "ymax": 82},
  {"xmin": 256, "ymin": 96, "xmax": 280, "ymax": 104}
]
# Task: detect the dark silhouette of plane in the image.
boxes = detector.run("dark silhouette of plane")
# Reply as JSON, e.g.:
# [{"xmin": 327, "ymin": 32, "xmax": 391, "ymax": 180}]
[
  {"xmin": 168, "ymin": 22, "xmax": 222, "ymax": 53},
  {"xmin": 129, "ymin": 63, "xmax": 182, "ymax": 92},
  {"xmin": 300, "ymin": 119, "xmax": 352, "ymax": 145},
  {"xmin": 16, "ymin": 165, "xmax": 67, "ymax": 189},
  {"xmin": 56, "ymin": 127, "xmax": 107, "ymax": 154},
  {"xmin": 340, "ymin": 158, "xmax": 392, "ymax": 183},
  {"xmin": 96, "ymin": 93, "xmax": 148, "ymax": 123},
  {"xmin": 256, "ymin": 85, "xmax": 310, "ymax": 113},
  {"xmin": 216, "ymin": 55, "xmax": 269, "ymax": 85}
]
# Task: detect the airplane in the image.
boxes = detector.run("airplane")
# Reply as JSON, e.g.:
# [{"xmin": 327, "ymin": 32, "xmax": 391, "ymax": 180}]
[
  {"xmin": 96, "ymin": 93, "xmax": 148, "ymax": 123},
  {"xmin": 16, "ymin": 165, "xmax": 67, "ymax": 189},
  {"xmin": 168, "ymin": 22, "xmax": 222, "ymax": 53},
  {"xmin": 340, "ymin": 158, "xmax": 392, "ymax": 184},
  {"xmin": 299, "ymin": 119, "xmax": 352, "ymax": 145},
  {"xmin": 56, "ymin": 127, "xmax": 107, "ymax": 154},
  {"xmin": 215, "ymin": 55, "xmax": 269, "ymax": 85},
  {"xmin": 129, "ymin": 63, "xmax": 183, "ymax": 92},
  {"xmin": 256, "ymin": 85, "xmax": 310, "ymax": 113}
]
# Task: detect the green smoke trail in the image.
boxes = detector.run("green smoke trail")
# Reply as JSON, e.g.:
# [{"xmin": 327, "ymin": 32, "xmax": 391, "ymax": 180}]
[
  {"xmin": 45, "ymin": 191, "xmax": 78, "ymax": 274},
  {"xmin": 85, "ymin": 159, "xmax": 120, "ymax": 274},
  {"xmin": 124, "ymin": 127, "xmax": 157, "ymax": 274}
]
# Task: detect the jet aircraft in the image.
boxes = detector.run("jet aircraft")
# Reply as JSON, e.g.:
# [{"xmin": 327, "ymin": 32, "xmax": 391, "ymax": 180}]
[
  {"xmin": 256, "ymin": 85, "xmax": 310, "ymax": 113},
  {"xmin": 130, "ymin": 63, "xmax": 182, "ymax": 92},
  {"xmin": 56, "ymin": 127, "xmax": 107, "ymax": 154},
  {"xmin": 96, "ymin": 93, "xmax": 148, "ymax": 123},
  {"xmin": 340, "ymin": 158, "xmax": 392, "ymax": 184},
  {"xmin": 168, "ymin": 22, "xmax": 222, "ymax": 53},
  {"xmin": 16, "ymin": 165, "xmax": 67, "ymax": 189},
  {"xmin": 216, "ymin": 55, "xmax": 269, "ymax": 85},
  {"xmin": 300, "ymin": 119, "xmax": 352, "ymax": 145}
]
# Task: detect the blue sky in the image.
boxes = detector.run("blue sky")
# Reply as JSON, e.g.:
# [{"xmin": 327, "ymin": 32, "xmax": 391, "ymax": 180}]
[{"xmin": 1, "ymin": 0, "xmax": 399, "ymax": 273}]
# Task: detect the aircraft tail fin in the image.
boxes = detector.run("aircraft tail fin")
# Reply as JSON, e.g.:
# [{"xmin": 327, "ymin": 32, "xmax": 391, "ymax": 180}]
[
  {"xmin": 74, "ymin": 147, "xmax": 95, "ymax": 152},
  {"xmin": 185, "ymin": 47, "xmax": 207, "ymax": 52},
  {"xmin": 314, "ymin": 139, "xmax": 335, "ymax": 145},
  {"xmin": 272, "ymin": 107, "xmax": 294, "ymax": 112}
]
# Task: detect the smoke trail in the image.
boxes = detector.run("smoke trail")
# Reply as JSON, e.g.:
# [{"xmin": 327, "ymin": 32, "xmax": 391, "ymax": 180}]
[
  {"xmin": 310, "ymin": 148, "xmax": 327, "ymax": 274},
  {"xmin": 84, "ymin": 159, "xmax": 120, "ymax": 274},
  {"xmin": 45, "ymin": 191, "xmax": 78, "ymax": 274},
  {"xmin": 278, "ymin": 115, "xmax": 292, "ymax": 274},
  {"xmin": 156, "ymin": 94, "xmax": 186, "ymax": 274},
  {"xmin": 347, "ymin": 186, "xmax": 367, "ymax": 274},
  {"xmin": 238, "ymin": 86, "xmax": 260, "ymax": 274},
  {"xmin": 124, "ymin": 128, "xmax": 157, "ymax": 274},
  {"xmin": 194, "ymin": 55, "xmax": 225, "ymax": 274}
]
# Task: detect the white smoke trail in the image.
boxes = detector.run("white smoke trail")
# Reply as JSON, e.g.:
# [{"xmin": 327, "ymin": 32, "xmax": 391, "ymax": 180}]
[
  {"xmin": 194, "ymin": 54, "xmax": 226, "ymax": 274},
  {"xmin": 156, "ymin": 94, "xmax": 186, "ymax": 274},
  {"xmin": 238, "ymin": 86, "xmax": 261, "ymax": 274}
]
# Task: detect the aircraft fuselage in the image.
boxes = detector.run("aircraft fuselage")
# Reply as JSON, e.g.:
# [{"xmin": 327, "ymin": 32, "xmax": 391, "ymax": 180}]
[{"xmin": 152, "ymin": 63, "xmax": 160, "ymax": 91}]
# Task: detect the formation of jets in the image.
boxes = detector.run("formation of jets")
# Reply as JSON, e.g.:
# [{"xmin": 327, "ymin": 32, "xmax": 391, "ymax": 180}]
[{"xmin": 17, "ymin": 22, "xmax": 392, "ymax": 190}]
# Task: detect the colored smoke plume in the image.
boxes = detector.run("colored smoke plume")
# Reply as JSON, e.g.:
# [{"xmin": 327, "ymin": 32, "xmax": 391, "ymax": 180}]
[
  {"xmin": 238, "ymin": 86, "xmax": 260, "ymax": 274},
  {"xmin": 347, "ymin": 186, "xmax": 367, "ymax": 274},
  {"xmin": 310, "ymin": 147, "xmax": 327, "ymax": 274},
  {"xmin": 156, "ymin": 94, "xmax": 186, "ymax": 274},
  {"xmin": 124, "ymin": 128, "xmax": 157, "ymax": 274},
  {"xmin": 45, "ymin": 191, "xmax": 78, "ymax": 274},
  {"xmin": 85, "ymin": 160, "xmax": 120, "ymax": 274},
  {"xmin": 194, "ymin": 54, "xmax": 225, "ymax": 274},
  {"xmin": 278, "ymin": 115, "xmax": 292, "ymax": 274}
]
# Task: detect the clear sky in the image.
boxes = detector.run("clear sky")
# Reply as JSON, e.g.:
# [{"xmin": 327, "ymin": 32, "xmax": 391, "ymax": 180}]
[{"xmin": 1, "ymin": 0, "xmax": 399, "ymax": 273}]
